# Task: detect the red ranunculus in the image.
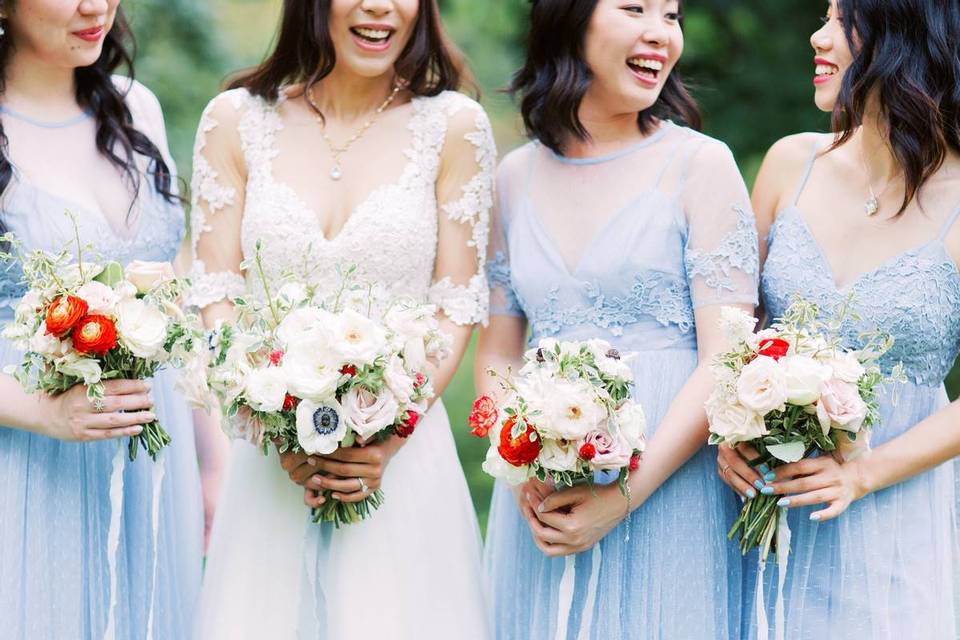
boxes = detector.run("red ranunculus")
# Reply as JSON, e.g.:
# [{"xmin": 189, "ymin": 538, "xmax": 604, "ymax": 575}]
[
  {"xmin": 629, "ymin": 453, "xmax": 641, "ymax": 472},
  {"xmin": 497, "ymin": 416, "xmax": 541, "ymax": 467},
  {"xmin": 578, "ymin": 443, "xmax": 597, "ymax": 461},
  {"xmin": 757, "ymin": 338, "xmax": 790, "ymax": 361},
  {"xmin": 270, "ymin": 350, "xmax": 285, "ymax": 366},
  {"xmin": 340, "ymin": 364, "xmax": 357, "ymax": 377},
  {"xmin": 396, "ymin": 410, "xmax": 420, "ymax": 438},
  {"xmin": 282, "ymin": 394, "xmax": 299, "ymax": 412},
  {"xmin": 45, "ymin": 295, "xmax": 88, "ymax": 337},
  {"xmin": 468, "ymin": 395, "xmax": 499, "ymax": 438},
  {"xmin": 72, "ymin": 314, "xmax": 117, "ymax": 355},
  {"xmin": 413, "ymin": 372, "xmax": 427, "ymax": 389}
]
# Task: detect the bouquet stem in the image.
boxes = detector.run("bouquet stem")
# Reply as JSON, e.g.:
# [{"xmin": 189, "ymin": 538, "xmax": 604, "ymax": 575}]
[
  {"xmin": 728, "ymin": 493, "xmax": 782, "ymax": 561},
  {"xmin": 311, "ymin": 489, "xmax": 385, "ymax": 528},
  {"xmin": 127, "ymin": 420, "xmax": 172, "ymax": 462}
]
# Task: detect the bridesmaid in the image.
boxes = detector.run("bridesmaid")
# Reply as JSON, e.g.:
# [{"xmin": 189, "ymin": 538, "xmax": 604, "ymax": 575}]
[
  {"xmin": 719, "ymin": 0, "xmax": 960, "ymax": 637},
  {"xmin": 0, "ymin": 1, "xmax": 205, "ymax": 637},
  {"xmin": 477, "ymin": 1, "xmax": 759, "ymax": 638}
]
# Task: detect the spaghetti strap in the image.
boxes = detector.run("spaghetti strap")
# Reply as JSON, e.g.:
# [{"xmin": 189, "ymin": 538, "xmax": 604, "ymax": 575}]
[
  {"xmin": 937, "ymin": 204, "xmax": 960, "ymax": 241},
  {"xmin": 791, "ymin": 139, "xmax": 822, "ymax": 206}
]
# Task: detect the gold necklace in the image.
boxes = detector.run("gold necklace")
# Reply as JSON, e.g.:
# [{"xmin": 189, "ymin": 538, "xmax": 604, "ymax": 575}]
[{"xmin": 309, "ymin": 82, "xmax": 402, "ymax": 181}]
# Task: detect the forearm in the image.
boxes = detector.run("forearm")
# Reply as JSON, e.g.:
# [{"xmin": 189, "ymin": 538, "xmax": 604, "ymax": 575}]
[
  {"xmin": 626, "ymin": 363, "xmax": 714, "ymax": 509},
  {"xmin": 200, "ymin": 299, "xmax": 238, "ymax": 330},
  {"xmin": 424, "ymin": 318, "xmax": 472, "ymax": 398},
  {"xmin": 855, "ymin": 400, "xmax": 960, "ymax": 495},
  {"xmin": 0, "ymin": 374, "xmax": 52, "ymax": 434}
]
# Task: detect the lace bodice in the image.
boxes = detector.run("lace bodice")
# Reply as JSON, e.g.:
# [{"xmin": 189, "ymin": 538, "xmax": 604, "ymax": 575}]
[
  {"xmin": 489, "ymin": 123, "xmax": 759, "ymax": 350},
  {"xmin": 0, "ymin": 79, "xmax": 185, "ymax": 315},
  {"xmin": 187, "ymin": 88, "xmax": 496, "ymax": 325}
]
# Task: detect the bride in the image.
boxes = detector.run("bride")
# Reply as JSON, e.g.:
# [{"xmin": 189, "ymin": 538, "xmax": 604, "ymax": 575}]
[{"xmin": 188, "ymin": 1, "xmax": 495, "ymax": 638}]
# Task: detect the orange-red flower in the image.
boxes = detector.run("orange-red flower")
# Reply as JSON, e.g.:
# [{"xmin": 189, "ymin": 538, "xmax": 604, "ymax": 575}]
[
  {"xmin": 468, "ymin": 395, "xmax": 499, "ymax": 438},
  {"xmin": 757, "ymin": 338, "xmax": 790, "ymax": 361},
  {"xmin": 396, "ymin": 410, "xmax": 420, "ymax": 438},
  {"xmin": 45, "ymin": 295, "xmax": 88, "ymax": 337},
  {"xmin": 72, "ymin": 315, "xmax": 117, "ymax": 355},
  {"xmin": 497, "ymin": 416, "xmax": 541, "ymax": 467}
]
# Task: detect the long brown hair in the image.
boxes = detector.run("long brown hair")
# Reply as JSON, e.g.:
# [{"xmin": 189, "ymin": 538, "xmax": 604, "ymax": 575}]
[{"xmin": 229, "ymin": 0, "xmax": 472, "ymax": 108}]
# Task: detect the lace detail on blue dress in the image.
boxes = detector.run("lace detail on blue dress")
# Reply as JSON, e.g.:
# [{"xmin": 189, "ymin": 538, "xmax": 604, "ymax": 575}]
[
  {"xmin": 762, "ymin": 208, "xmax": 960, "ymax": 386},
  {"xmin": 487, "ymin": 250, "xmax": 523, "ymax": 316},
  {"xmin": 530, "ymin": 272, "xmax": 694, "ymax": 338},
  {"xmin": 684, "ymin": 204, "xmax": 759, "ymax": 302}
]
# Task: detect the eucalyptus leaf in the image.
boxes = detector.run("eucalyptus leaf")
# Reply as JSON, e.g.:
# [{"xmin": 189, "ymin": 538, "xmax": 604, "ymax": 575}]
[
  {"xmin": 93, "ymin": 261, "xmax": 124, "ymax": 287},
  {"xmin": 766, "ymin": 441, "xmax": 806, "ymax": 463}
]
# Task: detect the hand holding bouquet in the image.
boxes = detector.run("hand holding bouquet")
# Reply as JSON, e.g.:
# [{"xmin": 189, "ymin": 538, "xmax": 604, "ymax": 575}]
[
  {"xmin": 707, "ymin": 300, "xmax": 900, "ymax": 559},
  {"xmin": 470, "ymin": 338, "xmax": 646, "ymax": 495},
  {"xmin": 205, "ymin": 243, "xmax": 450, "ymax": 526},
  {"xmin": 2, "ymin": 224, "xmax": 204, "ymax": 461}
]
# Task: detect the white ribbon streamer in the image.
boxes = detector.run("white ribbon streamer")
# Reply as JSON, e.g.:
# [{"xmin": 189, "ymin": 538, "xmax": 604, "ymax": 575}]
[
  {"xmin": 103, "ymin": 443, "xmax": 126, "ymax": 640},
  {"xmin": 755, "ymin": 509, "xmax": 792, "ymax": 640},
  {"xmin": 554, "ymin": 555, "xmax": 576, "ymax": 640},
  {"xmin": 576, "ymin": 545, "xmax": 602, "ymax": 640},
  {"xmin": 145, "ymin": 454, "xmax": 166, "ymax": 640},
  {"xmin": 755, "ymin": 553, "xmax": 769, "ymax": 640}
]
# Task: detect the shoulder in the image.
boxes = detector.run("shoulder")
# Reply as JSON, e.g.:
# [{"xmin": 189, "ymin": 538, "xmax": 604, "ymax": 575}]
[
  {"xmin": 668, "ymin": 127, "xmax": 744, "ymax": 185},
  {"xmin": 760, "ymin": 132, "xmax": 827, "ymax": 180},
  {"xmin": 111, "ymin": 75, "xmax": 165, "ymax": 137},
  {"xmin": 497, "ymin": 142, "xmax": 537, "ymax": 181},
  {"xmin": 420, "ymin": 91, "xmax": 492, "ymax": 139},
  {"xmin": 199, "ymin": 88, "xmax": 263, "ymax": 130}
]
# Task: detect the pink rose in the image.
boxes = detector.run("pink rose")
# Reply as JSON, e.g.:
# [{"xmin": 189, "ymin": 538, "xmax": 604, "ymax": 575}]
[
  {"xmin": 341, "ymin": 386, "xmax": 399, "ymax": 440},
  {"xmin": 816, "ymin": 378, "xmax": 867, "ymax": 435},
  {"xmin": 579, "ymin": 429, "xmax": 632, "ymax": 471}
]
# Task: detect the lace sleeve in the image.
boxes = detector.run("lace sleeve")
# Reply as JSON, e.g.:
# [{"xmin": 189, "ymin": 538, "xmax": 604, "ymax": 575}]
[
  {"xmin": 487, "ymin": 153, "xmax": 525, "ymax": 318},
  {"xmin": 185, "ymin": 92, "xmax": 248, "ymax": 310},
  {"xmin": 428, "ymin": 97, "xmax": 498, "ymax": 326},
  {"xmin": 681, "ymin": 140, "xmax": 760, "ymax": 308}
]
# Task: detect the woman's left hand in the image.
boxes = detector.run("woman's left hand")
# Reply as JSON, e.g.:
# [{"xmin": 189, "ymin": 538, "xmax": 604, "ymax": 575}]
[
  {"xmin": 766, "ymin": 453, "xmax": 870, "ymax": 521},
  {"xmin": 524, "ymin": 482, "xmax": 629, "ymax": 557}
]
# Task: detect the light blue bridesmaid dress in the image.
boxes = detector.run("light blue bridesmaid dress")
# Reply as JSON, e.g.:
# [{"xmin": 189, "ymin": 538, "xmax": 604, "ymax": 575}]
[
  {"xmin": 0, "ymin": 99, "xmax": 202, "ymax": 638},
  {"xmin": 751, "ymin": 140, "xmax": 960, "ymax": 639},
  {"xmin": 484, "ymin": 121, "xmax": 759, "ymax": 640}
]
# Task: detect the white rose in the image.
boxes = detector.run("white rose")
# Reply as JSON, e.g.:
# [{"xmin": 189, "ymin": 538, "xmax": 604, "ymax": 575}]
[
  {"xmin": 56, "ymin": 355, "xmax": 103, "ymax": 385},
  {"xmin": 340, "ymin": 386, "xmax": 399, "ymax": 440},
  {"xmin": 76, "ymin": 281, "xmax": 119, "ymax": 315},
  {"xmin": 175, "ymin": 356, "xmax": 215, "ymax": 412},
  {"xmin": 115, "ymin": 298, "xmax": 169, "ymax": 359},
  {"xmin": 276, "ymin": 307, "xmax": 337, "ymax": 350},
  {"xmin": 296, "ymin": 398, "xmax": 347, "ymax": 455},
  {"xmin": 14, "ymin": 290, "xmax": 42, "ymax": 323},
  {"xmin": 719, "ymin": 306, "xmax": 759, "ymax": 347},
  {"xmin": 816, "ymin": 378, "xmax": 868, "ymax": 435},
  {"xmin": 615, "ymin": 401, "xmax": 647, "ymax": 451},
  {"xmin": 211, "ymin": 358, "xmax": 251, "ymax": 407},
  {"xmin": 125, "ymin": 260, "xmax": 176, "ymax": 294},
  {"xmin": 736, "ymin": 356, "xmax": 789, "ymax": 415},
  {"xmin": 331, "ymin": 309, "xmax": 388, "ymax": 366},
  {"xmin": 539, "ymin": 439, "xmax": 579, "ymax": 472},
  {"xmin": 384, "ymin": 303, "xmax": 437, "ymax": 341},
  {"xmin": 282, "ymin": 352, "xmax": 342, "ymax": 402},
  {"xmin": 114, "ymin": 280, "xmax": 139, "ymax": 300},
  {"xmin": 706, "ymin": 392, "xmax": 767, "ymax": 444},
  {"xmin": 243, "ymin": 366, "xmax": 288, "ymax": 413},
  {"xmin": 28, "ymin": 325, "xmax": 65, "ymax": 356},
  {"xmin": 528, "ymin": 377, "xmax": 607, "ymax": 441},
  {"xmin": 481, "ymin": 443, "xmax": 532, "ymax": 486},
  {"xmin": 827, "ymin": 352, "xmax": 866, "ymax": 384},
  {"xmin": 782, "ymin": 355, "xmax": 831, "ymax": 405},
  {"xmin": 383, "ymin": 355, "xmax": 415, "ymax": 403}
]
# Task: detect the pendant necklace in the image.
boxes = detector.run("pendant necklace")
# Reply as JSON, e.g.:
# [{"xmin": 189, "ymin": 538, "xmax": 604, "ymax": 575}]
[{"xmin": 859, "ymin": 139, "xmax": 897, "ymax": 217}]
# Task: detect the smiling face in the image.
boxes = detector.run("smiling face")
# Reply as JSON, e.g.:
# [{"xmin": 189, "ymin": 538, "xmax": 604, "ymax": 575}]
[
  {"xmin": 810, "ymin": 0, "xmax": 854, "ymax": 112},
  {"xmin": 2, "ymin": 0, "xmax": 118, "ymax": 69},
  {"xmin": 581, "ymin": 0, "xmax": 684, "ymax": 116},
  {"xmin": 328, "ymin": 0, "xmax": 420, "ymax": 79}
]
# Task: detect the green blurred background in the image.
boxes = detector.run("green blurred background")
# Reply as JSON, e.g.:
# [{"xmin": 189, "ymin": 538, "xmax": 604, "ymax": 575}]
[{"xmin": 126, "ymin": 0, "xmax": 960, "ymax": 530}]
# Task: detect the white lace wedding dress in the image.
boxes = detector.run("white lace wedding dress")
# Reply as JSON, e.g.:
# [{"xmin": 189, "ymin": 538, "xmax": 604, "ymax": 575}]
[{"xmin": 187, "ymin": 88, "xmax": 495, "ymax": 639}]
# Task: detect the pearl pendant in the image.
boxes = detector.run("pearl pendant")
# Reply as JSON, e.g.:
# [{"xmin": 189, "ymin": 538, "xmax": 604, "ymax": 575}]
[
  {"xmin": 330, "ymin": 165, "xmax": 342, "ymax": 181},
  {"xmin": 864, "ymin": 197, "xmax": 879, "ymax": 217}
]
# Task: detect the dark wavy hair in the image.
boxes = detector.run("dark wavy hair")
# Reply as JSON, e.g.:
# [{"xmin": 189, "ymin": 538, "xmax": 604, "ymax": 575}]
[
  {"xmin": 832, "ymin": 0, "xmax": 960, "ymax": 213},
  {"xmin": 0, "ymin": 5, "xmax": 178, "ymax": 234},
  {"xmin": 230, "ymin": 0, "xmax": 471, "ymax": 110},
  {"xmin": 510, "ymin": 0, "xmax": 701, "ymax": 154}
]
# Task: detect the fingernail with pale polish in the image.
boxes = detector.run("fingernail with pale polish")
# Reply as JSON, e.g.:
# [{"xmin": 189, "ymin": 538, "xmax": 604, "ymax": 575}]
[
  {"xmin": 777, "ymin": 498, "xmax": 790, "ymax": 507},
  {"xmin": 537, "ymin": 502, "xmax": 545, "ymax": 514},
  {"xmin": 757, "ymin": 463, "xmax": 770, "ymax": 475},
  {"xmin": 754, "ymin": 480, "xmax": 764, "ymax": 491},
  {"xmin": 760, "ymin": 486, "xmax": 775, "ymax": 496},
  {"xmin": 764, "ymin": 472, "xmax": 777, "ymax": 482},
  {"xmin": 746, "ymin": 488, "xmax": 756, "ymax": 499},
  {"xmin": 809, "ymin": 513, "xmax": 821, "ymax": 521},
  {"xmin": 307, "ymin": 457, "xmax": 317, "ymax": 466}
]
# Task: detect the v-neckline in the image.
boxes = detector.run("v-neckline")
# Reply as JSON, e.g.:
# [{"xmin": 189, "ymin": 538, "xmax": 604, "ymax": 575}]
[
  {"xmin": 263, "ymin": 96, "xmax": 422, "ymax": 245},
  {"xmin": 777, "ymin": 205, "xmax": 956, "ymax": 292}
]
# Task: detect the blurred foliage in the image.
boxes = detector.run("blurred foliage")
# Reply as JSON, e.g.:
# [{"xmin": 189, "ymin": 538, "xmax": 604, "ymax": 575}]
[{"xmin": 131, "ymin": 0, "xmax": 959, "ymax": 529}]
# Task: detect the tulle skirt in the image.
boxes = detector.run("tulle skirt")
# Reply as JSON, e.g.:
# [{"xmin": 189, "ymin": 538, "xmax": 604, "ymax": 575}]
[
  {"xmin": 0, "ymin": 332, "xmax": 203, "ymax": 639},
  {"xmin": 742, "ymin": 383, "xmax": 960, "ymax": 640},
  {"xmin": 484, "ymin": 348, "xmax": 743, "ymax": 640},
  {"xmin": 194, "ymin": 400, "xmax": 491, "ymax": 640}
]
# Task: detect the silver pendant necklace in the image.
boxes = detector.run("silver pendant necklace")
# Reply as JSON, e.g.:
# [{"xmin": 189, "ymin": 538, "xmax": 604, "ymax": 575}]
[
  {"xmin": 309, "ymin": 82, "xmax": 402, "ymax": 181},
  {"xmin": 859, "ymin": 138, "xmax": 897, "ymax": 217}
]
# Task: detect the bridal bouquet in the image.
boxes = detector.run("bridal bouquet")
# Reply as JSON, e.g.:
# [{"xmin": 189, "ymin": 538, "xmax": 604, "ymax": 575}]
[
  {"xmin": 1, "ymin": 229, "xmax": 204, "ymax": 461},
  {"xmin": 470, "ymin": 338, "xmax": 646, "ymax": 492},
  {"xmin": 205, "ymin": 242, "xmax": 450, "ymax": 526},
  {"xmin": 707, "ymin": 301, "xmax": 898, "ymax": 560}
]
